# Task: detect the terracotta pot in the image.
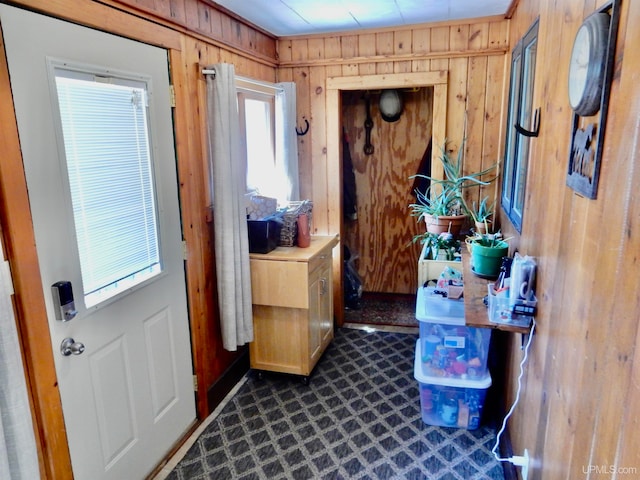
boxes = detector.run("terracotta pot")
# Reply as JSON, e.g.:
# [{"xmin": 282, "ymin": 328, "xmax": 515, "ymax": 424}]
[
  {"xmin": 474, "ymin": 220, "xmax": 493, "ymax": 235},
  {"xmin": 424, "ymin": 214, "xmax": 467, "ymax": 235}
]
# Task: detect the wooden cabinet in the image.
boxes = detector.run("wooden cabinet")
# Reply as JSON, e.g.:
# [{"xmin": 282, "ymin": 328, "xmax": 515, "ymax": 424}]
[{"xmin": 248, "ymin": 235, "xmax": 338, "ymax": 379}]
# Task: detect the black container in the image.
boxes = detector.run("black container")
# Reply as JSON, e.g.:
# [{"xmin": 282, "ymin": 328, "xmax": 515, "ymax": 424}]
[{"xmin": 247, "ymin": 219, "xmax": 283, "ymax": 254}]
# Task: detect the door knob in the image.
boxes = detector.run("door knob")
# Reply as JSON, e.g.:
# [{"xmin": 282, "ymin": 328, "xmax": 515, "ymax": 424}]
[{"xmin": 60, "ymin": 338, "xmax": 85, "ymax": 356}]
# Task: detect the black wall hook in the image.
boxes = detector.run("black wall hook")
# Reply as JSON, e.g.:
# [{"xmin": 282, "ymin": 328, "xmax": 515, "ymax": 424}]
[
  {"xmin": 514, "ymin": 108, "xmax": 541, "ymax": 137},
  {"xmin": 296, "ymin": 118, "xmax": 309, "ymax": 136}
]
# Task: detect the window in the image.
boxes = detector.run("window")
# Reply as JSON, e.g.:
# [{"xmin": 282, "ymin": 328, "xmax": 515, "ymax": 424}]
[
  {"xmin": 236, "ymin": 78, "xmax": 292, "ymax": 204},
  {"xmin": 501, "ymin": 20, "xmax": 539, "ymax": 232},
  {"xmin": 53, "ymin": 66, "xmax": 161, "ymax": 307},
  {"xmin": 238, "ymin": 91, "xmax": 276, "ymax": 195}
]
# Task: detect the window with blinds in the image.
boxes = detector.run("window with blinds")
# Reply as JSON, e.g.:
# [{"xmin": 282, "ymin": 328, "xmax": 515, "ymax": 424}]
[{"xmin": 53, "ymin": 67, "xmax": 161, "ymax": 307}]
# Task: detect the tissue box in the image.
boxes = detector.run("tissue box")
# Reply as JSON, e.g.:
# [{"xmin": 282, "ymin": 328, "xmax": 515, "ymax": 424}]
[
  {"xmin": 247, "ymin": 219, "xmax": 282, "ymax": 254},
  {"xmin": 247, "ymin": 195, "xmax": 278, "ymax": 220}
]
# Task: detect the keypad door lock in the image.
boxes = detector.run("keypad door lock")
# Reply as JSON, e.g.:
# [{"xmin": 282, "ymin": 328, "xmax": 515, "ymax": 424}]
[{"xmin": 51, "ymin": 281, "xmax": 77, "ymax": 321}]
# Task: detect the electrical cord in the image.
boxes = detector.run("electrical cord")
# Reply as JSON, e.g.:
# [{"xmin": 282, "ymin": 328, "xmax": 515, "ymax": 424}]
[{"xmin": 492, "ymin": 318, "xmax": 537, "ymax": 463}]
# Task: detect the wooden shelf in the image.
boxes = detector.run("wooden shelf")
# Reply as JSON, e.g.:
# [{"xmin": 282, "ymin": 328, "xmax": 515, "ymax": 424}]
[{"xmin": 462, "ymin": 249, "xmax": 532, "ymax": 334}]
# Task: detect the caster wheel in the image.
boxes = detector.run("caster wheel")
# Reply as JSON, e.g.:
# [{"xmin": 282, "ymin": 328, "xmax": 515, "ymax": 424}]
[
  {"xmin": 301, "ymin": 376, "xmax": 310, "ymax": 386},
  {"xmin": 256, "ymin": 371, "xmax": 264, "ymax": 381}
]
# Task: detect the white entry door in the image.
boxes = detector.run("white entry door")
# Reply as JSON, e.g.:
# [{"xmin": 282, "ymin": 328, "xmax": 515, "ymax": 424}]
[{"xmin": 0, "ymin": 5, "xmax": 195, "ymax": 480}]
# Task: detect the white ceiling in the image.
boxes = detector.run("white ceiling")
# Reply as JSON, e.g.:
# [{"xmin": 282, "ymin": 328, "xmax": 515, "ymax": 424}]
[{"xmin": 212, "ymin": 0, "xmax": 512, "ymax": 37}]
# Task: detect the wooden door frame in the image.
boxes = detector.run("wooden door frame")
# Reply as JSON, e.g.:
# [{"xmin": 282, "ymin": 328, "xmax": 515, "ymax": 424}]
[{"xmin": 325, "ymin": 71, "xmax": 448, "ymax": 326}]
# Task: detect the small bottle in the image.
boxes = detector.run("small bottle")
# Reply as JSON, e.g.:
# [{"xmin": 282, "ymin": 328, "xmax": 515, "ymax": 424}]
[
  {"xmin": 297, "ymin": 213, "xmax": 311, "ymax": 248},
  {"xmin": 495, "ymin": 256, "xmax": 512, "ymax": 293}
]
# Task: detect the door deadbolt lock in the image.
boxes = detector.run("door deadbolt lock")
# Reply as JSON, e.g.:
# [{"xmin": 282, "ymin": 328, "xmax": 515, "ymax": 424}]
[
  {"xmin": 51, "ymin": 281, "xmax": 77, "ymax": 321},
  {"xmin": 60, "ymin": 338, "xmax": 85, "ymax": 356}
]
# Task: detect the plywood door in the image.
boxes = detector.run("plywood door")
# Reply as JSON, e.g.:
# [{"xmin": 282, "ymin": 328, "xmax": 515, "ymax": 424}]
[{"xmin": 342, "ymin": 88, "xmax": 434, "ymax": 294}]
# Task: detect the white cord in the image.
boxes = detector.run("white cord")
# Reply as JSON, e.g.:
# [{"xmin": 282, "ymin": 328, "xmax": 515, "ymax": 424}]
[{"xmin": 492, "ymin": 318, "xmax": 536, "ymax": 463}]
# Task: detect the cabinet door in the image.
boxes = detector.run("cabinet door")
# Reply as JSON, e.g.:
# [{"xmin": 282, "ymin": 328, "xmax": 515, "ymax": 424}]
[
  {"xmin": 318, "ymin": 262, "xmax": 333, "ymax": 347},
  {"xmin": 309, "ymin": 261, "xmax": 333, "ymax": 369},
  {"xmin": 308, "ymin": 271, "xmax": 323, "ymax": 366}
]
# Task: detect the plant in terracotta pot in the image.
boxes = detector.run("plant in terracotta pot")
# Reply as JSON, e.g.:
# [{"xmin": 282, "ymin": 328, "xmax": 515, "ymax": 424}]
[
  {"xmin": 467, "ymin": 230, "xmax": 510, "ymax": 278},
  {"xmin": 470, "ymin": 196, "xmax": 494, "ymax": 234},
  {"xmin": 409, "ymin": 140, "xmax": 496, "ymax": 236}
]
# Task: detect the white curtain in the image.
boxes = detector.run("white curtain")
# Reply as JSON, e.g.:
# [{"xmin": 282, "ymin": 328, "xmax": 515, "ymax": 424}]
[
  {"xmin": 275, "ymin": 82, "xmax": 300, "ymax": 201},
  {"xmin": 0, "ymin": 244, "xmax": 40, "ymax": 480},
  {"xmin": 206, "ymin": 63, "xmax": 254, "ymax": 351}
]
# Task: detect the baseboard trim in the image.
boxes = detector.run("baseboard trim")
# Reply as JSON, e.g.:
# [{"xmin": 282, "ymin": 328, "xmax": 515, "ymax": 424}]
[{"xmin": 206, "ymin": 349, "xmax": 250, "ymax": 412}]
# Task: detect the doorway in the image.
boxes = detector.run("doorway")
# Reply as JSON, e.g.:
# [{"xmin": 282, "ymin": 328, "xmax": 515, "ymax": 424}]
[
  {"xmin": 341, "ymin": 87, "xmax": 434, "ymax": 295},
  {"xmin": 326, "ymin": 72, "xmax": 449, "ymax": 324}
]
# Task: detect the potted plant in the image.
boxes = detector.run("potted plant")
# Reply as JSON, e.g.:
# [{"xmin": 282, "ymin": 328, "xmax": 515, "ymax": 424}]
[
  {"xmin": 409, "ymin": 140, "xmax": 496, "ymax": 235},
  {"xmin": 415, "ymin": 231, "xmax": 461, "ymax": 261},
  {"xmin": 467, "ymin": 230, "xmax": 509, "ymax": 278},
  {"xmin": 470, "ymin": 196, "xmax": 494, "ymax": 234},
  {"xmin": 414, "ymin": 231, "xmax": 463, "ymax": 287}
]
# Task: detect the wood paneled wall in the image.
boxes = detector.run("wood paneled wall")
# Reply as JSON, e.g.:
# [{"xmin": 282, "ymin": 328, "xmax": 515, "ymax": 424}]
[
  {"xmin": 277, "ymin": 20, "xmax": 509, "ymax": 295},
  {"xmin": 4, "ymin": 0, "xmax": 639, "ymax": 478},
  {"xmin": 498, "ymin": 0, "xmax": 640, "ymax": 478}
]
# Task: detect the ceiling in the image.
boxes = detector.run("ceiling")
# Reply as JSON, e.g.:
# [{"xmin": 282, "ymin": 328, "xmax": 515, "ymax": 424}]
[{"xmin": 212, "ymin": 0, "xmax": 512, "ymax": 37}]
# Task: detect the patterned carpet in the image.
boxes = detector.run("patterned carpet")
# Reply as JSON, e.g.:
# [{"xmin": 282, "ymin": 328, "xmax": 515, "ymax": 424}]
[
  {"xmin": 162, "ymin": 328, "xmax": 505, "ymax": 480},
  {"xmin": 344, "ymin": 292, "xmax": 418, "ymax": 327}
]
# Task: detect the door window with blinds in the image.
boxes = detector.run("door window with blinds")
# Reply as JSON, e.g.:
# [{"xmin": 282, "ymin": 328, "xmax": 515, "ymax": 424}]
[{"xmin": 50, "ymin": 63, "xmax": 161, "ymax": 308}]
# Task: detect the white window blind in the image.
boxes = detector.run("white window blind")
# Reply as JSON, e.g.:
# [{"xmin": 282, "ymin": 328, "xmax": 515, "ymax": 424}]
[{"xmin": 54, "ymin": 69, "xmax": 161, "ymax": 307}]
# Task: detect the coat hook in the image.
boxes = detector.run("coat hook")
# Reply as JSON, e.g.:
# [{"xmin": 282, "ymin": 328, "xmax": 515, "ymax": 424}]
[
  {"xmin": 296, "ymin": 118, "xmax": 309, "ymax": 136},
  {"xmin": 514, "ymin": 108, "xmax": 540, "ymax": 137}
]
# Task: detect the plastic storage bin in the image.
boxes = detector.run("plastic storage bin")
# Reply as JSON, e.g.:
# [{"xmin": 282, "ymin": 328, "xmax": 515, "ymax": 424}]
[
  {"xmin": 416, "ymin": 287, "xmax": 491, "ymax": 379},
  {"xmin": 414, "ymin": 340, "xmax": 491, "ymax": 429}
]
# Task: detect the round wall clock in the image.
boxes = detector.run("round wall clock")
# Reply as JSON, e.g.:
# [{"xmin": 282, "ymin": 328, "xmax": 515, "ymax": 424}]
[{"xmin": 567, "ymin": 12, "xmax": 610, "ymax": 116}]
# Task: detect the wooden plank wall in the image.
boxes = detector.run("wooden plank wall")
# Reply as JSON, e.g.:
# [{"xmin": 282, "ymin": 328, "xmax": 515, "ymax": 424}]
[
  {"xmin": 498, "ymin": 0, "xmax": 640, "ymax": 478},
  {"xmin": 277, "ymin": 20, "xmax": 509, "ymax": 294}
]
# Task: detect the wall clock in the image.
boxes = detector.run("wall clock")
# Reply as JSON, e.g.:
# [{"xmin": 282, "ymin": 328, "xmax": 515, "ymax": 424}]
[
  {"xmin": 567, "ymin": 12, "xmax": 609, "ymax": 117},
  {"xmin": 566, "ymin": 0, "xmax": 621, "ymax": 199}
]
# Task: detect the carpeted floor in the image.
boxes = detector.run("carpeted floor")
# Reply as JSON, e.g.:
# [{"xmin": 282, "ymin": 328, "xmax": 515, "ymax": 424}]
[
  {"xmin": 344, "ymin": 292, "xmax": 418, "ymax": 327},
  {"xmin": 158, "ymin": 328, "xmax": 505, "ymax": 480}
]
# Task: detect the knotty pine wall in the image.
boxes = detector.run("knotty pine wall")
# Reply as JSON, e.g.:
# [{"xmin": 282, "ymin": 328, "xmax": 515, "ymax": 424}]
[
  {"xmin": 278, "ymin": 19, "xmax": 509, "ymax": 295},
  {"xmin": 3, "ymin": 0, "xmax": 639, "ymax": 478},
  {"xmin": 497, "ymin": 0, "xmax": 640, "ymax": 478}
]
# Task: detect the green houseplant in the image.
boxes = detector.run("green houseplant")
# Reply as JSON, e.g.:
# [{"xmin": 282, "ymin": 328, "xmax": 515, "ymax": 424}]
[
  {"xmin": 466, "ymin": 230, "xmax": 509, "ymax": 278},
  {"xmin": 409, "ymin": 140, "xmax": 496, "ymax": 236},
  {"xmin": 470, "ymin": 196, "xmax": 494, "ymax": 234}
]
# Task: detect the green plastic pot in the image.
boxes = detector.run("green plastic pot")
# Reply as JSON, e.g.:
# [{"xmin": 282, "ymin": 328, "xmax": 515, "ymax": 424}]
[{"xmin": 470, "ymin": 240, "xmax": 509, "ymax": 277}]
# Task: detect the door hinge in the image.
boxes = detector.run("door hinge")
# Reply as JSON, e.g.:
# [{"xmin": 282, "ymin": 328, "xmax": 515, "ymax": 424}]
[
  {"xmin": 169, "ymin": 85, "xmax": 176, "ymax": 108},
  {"xmin": 182, "ymin": 241, "xmax": 188, "ymax": 260},
  {"xmin": 193, "ymin": 375, "xmax": 198, "ymax": 392}
]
